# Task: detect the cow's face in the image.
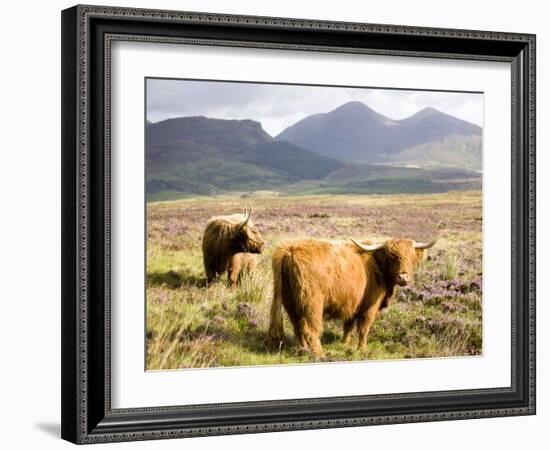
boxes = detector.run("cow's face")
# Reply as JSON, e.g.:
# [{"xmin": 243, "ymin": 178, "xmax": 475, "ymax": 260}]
[
  {"xmin": 229, "ymin": 206, "xmax": 265, "ymax": 254},
  {"xmin": 235, "ymin": 222, "xmax": 265, "ymax": 254},
  {"xmin": 350, "ymin": 236, "xmax": 437, "ymax": 287},
  {"xmin": 383, "ymin": 239, "xmax": 425, "ymax": 286}
]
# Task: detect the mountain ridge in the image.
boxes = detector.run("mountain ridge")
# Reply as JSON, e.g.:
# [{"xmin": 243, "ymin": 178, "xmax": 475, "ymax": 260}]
[
  {"xmin": 276, "ymin": 102, "xmax": 481, "ymax": 165},
  {"xmin": 146, "ymin": 103, "xmax": 482, "ymax": 200},
  {"xmin": 146, "ymin": 116, "xmax": 345, "ymax": 197}
]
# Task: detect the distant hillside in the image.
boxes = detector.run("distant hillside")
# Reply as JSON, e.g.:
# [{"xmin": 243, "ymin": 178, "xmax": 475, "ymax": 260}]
[
  {"xmin": 315, "ymin": 163, "xmax": 480, "ymax": 195},
  {"xmin": 385, "ymin": 134, "xmax": 482, "ymax": 171},
  {"xmin": 146, "ymin": 117, "xmax": 344, "ymax": 198},
  {"xmin": 146, "ymin": 103, "xmax": 483, "ymax": 201},
  {"xmin": 276, "ymin": 102, "xmax": 482, "ymax": 167}
]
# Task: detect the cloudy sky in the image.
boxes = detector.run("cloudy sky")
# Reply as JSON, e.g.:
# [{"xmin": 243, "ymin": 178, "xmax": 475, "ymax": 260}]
[{"xmin": 146, "ymin": 78, "xmax": 483, "ymax": 137}]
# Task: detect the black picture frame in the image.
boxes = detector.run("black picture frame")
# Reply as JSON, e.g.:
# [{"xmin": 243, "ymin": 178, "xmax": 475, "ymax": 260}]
[{"xmin": 61, "ymin": 4, "xmax": 536, "ymax": 444}]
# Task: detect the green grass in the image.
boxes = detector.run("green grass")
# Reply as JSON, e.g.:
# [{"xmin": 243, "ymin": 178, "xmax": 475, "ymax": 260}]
[
  {"xmin": 146, "ymin": 190, "xmax": 483, "ymax": 370},
  {"xmin": 146, "ymin": 158, "xmax": 482, "ymax": 202}
]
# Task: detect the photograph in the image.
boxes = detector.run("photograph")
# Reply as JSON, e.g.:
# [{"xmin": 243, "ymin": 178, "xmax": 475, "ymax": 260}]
[{"xmin": 145, "ymin": 78, "xmax": 484, "ymax": 370}]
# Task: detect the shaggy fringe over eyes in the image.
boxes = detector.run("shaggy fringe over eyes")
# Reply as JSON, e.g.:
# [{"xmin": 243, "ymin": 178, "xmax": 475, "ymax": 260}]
[{"xmin": 385, "ymin": 238, "xmax": 417, "ymax": 260}]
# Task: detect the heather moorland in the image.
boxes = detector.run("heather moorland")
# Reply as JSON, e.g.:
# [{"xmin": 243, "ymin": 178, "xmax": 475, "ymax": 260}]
[{"xmin": 146, "ymin": 190, "xmax": 482, "ymax": 370}]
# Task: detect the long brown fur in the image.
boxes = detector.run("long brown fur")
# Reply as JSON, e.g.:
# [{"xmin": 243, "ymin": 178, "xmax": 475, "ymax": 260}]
[
  {"xmin": 228, "ymin": 253, "xmax": 258, "ymax": 286},
  {"xmin": 268, "ymin": 238, "xmax": 429, "ymax": 355},
  {"xmin": 202, "ymin": 212, "xmax": 265, "ymax": 287}
]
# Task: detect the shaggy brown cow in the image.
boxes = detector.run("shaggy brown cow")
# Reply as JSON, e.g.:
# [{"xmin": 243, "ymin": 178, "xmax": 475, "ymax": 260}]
[
  {"xmin": 227, "ymin": 253, "xmax": 258, "ymax": 286},
  {"xmin": 202, "ymin": 206, "xmax": 265, "ymax": 287},
  {"xmin": 268, "ymin": 236, "xmax": 438, "ymax": 355}
]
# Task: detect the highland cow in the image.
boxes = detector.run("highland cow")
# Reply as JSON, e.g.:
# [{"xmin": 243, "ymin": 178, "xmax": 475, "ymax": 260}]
[
  {"xmin": 268, "ymin": 236, "xmax": 438, "ymax": 356},
  {"xmin": 227, "ymin": 253, "xmax": 258, "ymax": 287},
  {"xmin": 202, "ymin": 206, "xmax": 265, "ymax": 287}
]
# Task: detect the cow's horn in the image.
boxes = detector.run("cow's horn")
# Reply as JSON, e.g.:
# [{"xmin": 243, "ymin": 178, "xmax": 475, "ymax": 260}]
[
  {"xmin": 414, "ymin": 237, "xmax": 438, "ymax": 249},
  {"xmin": 239, "ymin": 205, "xmax": 252, "ymax": 229},
  {"xmin": 348, "ymin": 237, "xmax": 385, "ymax": 252}
]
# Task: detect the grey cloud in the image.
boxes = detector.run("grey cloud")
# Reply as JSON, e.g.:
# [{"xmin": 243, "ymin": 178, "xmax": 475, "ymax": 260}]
[{"xmin": 146, "ymin": 78, "xmax": 483, "ymax": 136}]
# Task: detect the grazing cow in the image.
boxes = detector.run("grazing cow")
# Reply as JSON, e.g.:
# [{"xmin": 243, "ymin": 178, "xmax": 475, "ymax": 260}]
[
  {"xmin": 202, "ymin": 206, "xmax": 265, "ymax": 287},
  {"xmin": 268, "ymin": 236, "xmax": 438, "ymax": 355},
  {"xmin": 227, "ymin": 253, "xmax": 258, "ymax": 287}
]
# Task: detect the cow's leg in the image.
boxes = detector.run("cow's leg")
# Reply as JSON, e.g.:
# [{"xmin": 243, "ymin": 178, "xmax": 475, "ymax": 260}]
[
  {"xmin": 379, "ymin": 287, "xmax": 396, "ymax": 310},
  {"xmin": 204, "ymin": 266, "xmax": 216, "ymax": 285},
  {"xmin": 342, "ymin": 319, "xmax": 355, "ymax": 346},
  {"xmin": 357, "ymin": 305, "xmax": 380, "ymax": 352},
  {"xmin": 307, "ymin": 331, "xmax": 323, "ymax": 357},
  {"xmin": 203, "ymin": 255, "xmax": 217, "ymax": 285},
  {"xmin": 226, "ymin": 256, "xmax": 240, "ymax": 288},
  {"xmin": 297, "ymin": 320, "xmax": 310, "ymax": 352},
  {"xmin": 286, "ymin": 316, "xmax": 300, "ymax": 346},
  {"xmin": 227, "ymin": 267, "xmax": 239, "ymax": 288},
  {"xmin": 299, "ymin": 325, "xmax": 323, "ymax": 356},
  {"xmin": 298, "ymin": 299, "xmax": 324, "ymax": 356}
]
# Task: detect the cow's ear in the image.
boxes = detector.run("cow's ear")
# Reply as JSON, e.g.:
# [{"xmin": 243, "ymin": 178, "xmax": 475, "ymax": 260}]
[
  {"xmin": 235, "ymin": 224, "xmax": 247, "ymax": 234},
  {"xmin": 415, "ymin": 249, "xmax": 426, "ymax": 262}
]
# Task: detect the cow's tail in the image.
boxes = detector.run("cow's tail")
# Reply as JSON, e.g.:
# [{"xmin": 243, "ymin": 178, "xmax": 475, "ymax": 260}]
[{"xmin": 268, "ymin": 248, "xmax": 289, "ymax": 343}]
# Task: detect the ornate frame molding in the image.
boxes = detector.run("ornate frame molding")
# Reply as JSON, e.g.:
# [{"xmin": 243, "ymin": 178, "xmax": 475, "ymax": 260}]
[{"xmin": 61, "ymin": 5, "xmax": 536, "ymax": 444}]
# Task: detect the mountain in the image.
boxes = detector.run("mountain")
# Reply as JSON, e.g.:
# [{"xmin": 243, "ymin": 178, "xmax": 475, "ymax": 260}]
[
  {"xmin": 146, "ymin": 105, "xmax": 483, "ymax": 201},
  {"xmin": 385, "ymin": 134, "xmax": 482, "ymax": 171},
  {"xmin": 276, "ymin": 102, "xmax": 398, "ymax": 163},
  {"xmin": 146, "ymin": 116, "xmax": 344, "ymax": 198},
  {"xmin": 276, "ymin": 102, "xmax": 482, "ymax": 166}
]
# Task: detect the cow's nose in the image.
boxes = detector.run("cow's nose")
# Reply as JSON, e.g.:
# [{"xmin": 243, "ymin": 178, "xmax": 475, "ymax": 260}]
[{"xmin": 396, "ymin": 273, "xmax": 409, "ymax": 285}]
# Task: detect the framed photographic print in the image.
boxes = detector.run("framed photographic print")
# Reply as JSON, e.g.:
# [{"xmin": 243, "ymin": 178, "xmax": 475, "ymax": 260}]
[{"xmin": 61, "ymin": 4, "xmax": 536, "ymax": 444}]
